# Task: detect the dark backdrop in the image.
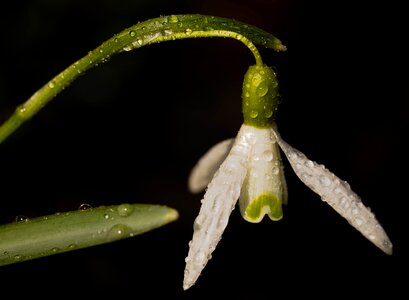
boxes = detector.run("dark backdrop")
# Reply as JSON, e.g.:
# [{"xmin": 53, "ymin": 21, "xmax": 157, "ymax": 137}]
[{"xmin": 0, "ymin": 0, "xmax": 407, "ymax": 298}]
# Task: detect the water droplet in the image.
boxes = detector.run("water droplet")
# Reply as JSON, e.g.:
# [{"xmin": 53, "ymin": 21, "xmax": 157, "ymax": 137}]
[
  {"xmin": 272, "ymin": 80, "xmax": 278, "ymax": 88},
  {"xmin": 14, "ymin": 255, "xmax": 22, "ymax": 261},
  {"xmin": 244, "ymin": 132, "xmax": 256, "ymax": 145},
  {"xmin": 104, "ymin": 213, "xmax": 110, "ymax": 220},
  {"xmin": 108, "ymin": 224, "xmax": 131, "ymax": 239},
  {"xmin": 185, "ymin": 28, "xmax": 193, "ymax": 35},
  {"xmin": 15, "ymin": 215, "xmax": 28, "ymax": 222},
  {"xmin": 129, "ymin": 30, "xmax": 136, "ymax": 37},
  {"xmin": 340, "ymin": 197, "xmax": 349, "ymax": 209},
  {"xmin": 288, "ymin": 152, "xmax": 298, "ymax": 160},
  {"xmin": 123, "ymin": 45, "xmax": 133, "ymax": 52},
  {"xmin": 51, "ymin": 247, "xmax": 59, "ymax": 253},
  {"xmin": 253, "ymin": 155, "xmax": 260, "ymax": 161},
  {"xmin": 193, "ymin": 219, "xmax": 201, "ymax": 231},
  {"xmin": 257, "ymin": 84, "xmax": 269, "ymax": 97},
  {"xmin": 48, "ymin": 82, "xmax": 55, "ymax": 89},
  {"xmin": 355, "ymin": 218, "xmax": 363, "ymax": 226},
  {"xmin": 218, "ymin": 216, "xmax": 228, "ymax": 227},
  {"xmin": 262, "ymin": 150, "xmax": 273, "ymax": 162},
  {"xmin": 68, "ymin": 244, "xmax": 77, "ymax": 250},
  {"xmin": 383, "ymin": 240, "xmax": 391, "ymax": 247},
  {"xmin": 305, "ymin": 160, "xmax": 314, "ymax": 168},
  {"xmin": 249, "ymin": 110, "xmax": 258, "ymax": 118},
  {"xmin": 264, "ymin": 108, "xmax": 273, "ymax": 118},
  {"xmin": 168, "ymin": 15, "xmax": 179, "ymax": 23},
  {"xmin": 18, "ymin": 106, "xmax": 27, "ymax": 114},
  {"xmin": 114, "ymin": 38, "xmax": 119, "ymax": 43},
  {"xmin": 117, "ymin": 204, "xmax": 133, "ymax": 217},
  {"xmin": 272, "ymin": 167, "xmax": 280, "ymax": 175},
  {"xmin": 319, "ymin": 175, "xmax": 332, "ymax": 187},
  {"xmin": 245, "ymin": 92, "xmax": 250, "ymax": 98},
  {"xmin": 78, "ymin": 203, "xmax": 92, "ymax": 211},
  {"xmin": 194, "ymin": 252, "xmax": 205, "ymax": 264},
  {"xmin": 251, "ymin": 172, "xmax": 259, "ymax": 178}
]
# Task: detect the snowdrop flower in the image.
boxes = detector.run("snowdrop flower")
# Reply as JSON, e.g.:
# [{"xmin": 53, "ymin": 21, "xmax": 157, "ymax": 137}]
[{"xmin": 183, "ymin": 65, "xmax": 392, "ymax": 290}]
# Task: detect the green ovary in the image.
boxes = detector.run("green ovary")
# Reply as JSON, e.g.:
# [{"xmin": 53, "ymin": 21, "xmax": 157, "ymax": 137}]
[
  {"xmin": 245, "ymin": 193, "xmax": 283, "ymax": 222},
  {"xmin": 242, "ymin": 65, "xmax": 280, "ymax": 128}
]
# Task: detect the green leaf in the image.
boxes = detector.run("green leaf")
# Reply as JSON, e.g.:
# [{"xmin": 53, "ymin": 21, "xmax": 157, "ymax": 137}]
[{"xmin": 0, "ymin": 203, "xmax": 178, "ymax": 266}]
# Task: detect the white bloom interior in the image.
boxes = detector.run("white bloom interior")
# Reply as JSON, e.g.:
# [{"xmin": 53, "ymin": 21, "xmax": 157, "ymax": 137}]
[
  {"xmin": 183, "ymin": 125, "xmax": 251, "ymax": 290},
  {"xmin": 239, "ymin": 125, "xmax": 288, "ymax": 222},
  {"xmin": 272, "ymin": 127, "xmax": 393, "ymax": 255}
]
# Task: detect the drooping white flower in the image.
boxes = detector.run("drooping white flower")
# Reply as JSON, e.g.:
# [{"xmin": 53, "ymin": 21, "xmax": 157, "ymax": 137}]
[{"xmin": 183, "ymin": 64, "xmax": 392, "ymax": 290}]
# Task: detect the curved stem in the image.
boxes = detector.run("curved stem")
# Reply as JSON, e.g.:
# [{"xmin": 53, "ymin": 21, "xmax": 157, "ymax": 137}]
[{"xmin": 0, "ymin": 14, "xmax": 285, "ymax": 144}]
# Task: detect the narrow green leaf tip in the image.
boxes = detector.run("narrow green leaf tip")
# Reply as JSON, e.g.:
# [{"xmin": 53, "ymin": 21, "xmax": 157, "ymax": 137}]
[{"xmin": 0, "ymin": 203, "xmax": 178, "ymax": 266}]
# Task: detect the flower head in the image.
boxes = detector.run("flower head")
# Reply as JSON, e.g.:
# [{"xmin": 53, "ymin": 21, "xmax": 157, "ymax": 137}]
[{"xmin": 183, "ymin": 65, "xmax": 392, "ymax": 290}]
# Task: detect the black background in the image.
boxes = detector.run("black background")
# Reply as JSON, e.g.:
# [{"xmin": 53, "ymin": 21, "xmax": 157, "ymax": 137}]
[{"xmin": 0, "ymin": 0, "xmax": 407, "ymax": 298}]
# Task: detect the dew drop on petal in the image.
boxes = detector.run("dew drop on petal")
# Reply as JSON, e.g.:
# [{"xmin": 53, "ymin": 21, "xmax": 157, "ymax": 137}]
[
  {"xmin": 355, "ymin": 218, "xmax": 364, "ymax": 226},
  {"xmin": 262, "ymin": 150, "xmax": 273, "ymax": 162},
  {"xmin": 319, "ymin": 175, "xmax": 332, "ymax": 187},
  {"xmin": 305, "ymin": 160, "xmax": 314, "ymax": 167}
]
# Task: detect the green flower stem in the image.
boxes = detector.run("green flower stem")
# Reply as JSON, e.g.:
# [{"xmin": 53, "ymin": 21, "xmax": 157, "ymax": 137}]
[
  {"xmin": 0, "ymin": 14, "xmax": 286, "ymax": 144},
  {"xmin": 0, "ymin": 203, "xmax": 178, "ymax": 266}
]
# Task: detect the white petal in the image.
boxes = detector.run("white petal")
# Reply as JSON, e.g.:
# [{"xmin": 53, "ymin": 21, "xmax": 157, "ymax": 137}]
[
  {"xmin": 239, "ymin": 126, "xmax": 288, "ymax": 222},
  {"xmin": 272, "ymin": 127, "xmax": 393, "ymax": 255},
  {"xmin": 188, "ymin": 139, "xmax": 235, "ymax": 193},
  {"xmin": 184, "ymin": 125, "xmax": 251, "ymax": 290}
]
